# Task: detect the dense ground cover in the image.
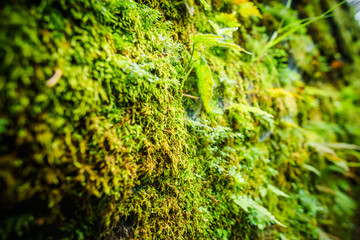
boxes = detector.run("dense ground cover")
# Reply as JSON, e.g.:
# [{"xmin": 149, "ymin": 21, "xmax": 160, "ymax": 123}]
[{"xmin": 0, "ymin": 0, "xmax": 360, "ymax": 239}]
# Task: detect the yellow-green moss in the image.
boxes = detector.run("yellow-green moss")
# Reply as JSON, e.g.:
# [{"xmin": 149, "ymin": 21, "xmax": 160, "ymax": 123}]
[{"xmin": 0, "ymin": 0, "xmax": 359, "ymax": 239}]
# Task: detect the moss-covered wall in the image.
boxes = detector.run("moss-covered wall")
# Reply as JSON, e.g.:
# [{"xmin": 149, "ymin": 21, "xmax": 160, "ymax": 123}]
[{"xmin": 0, "ymin": 0, "xmax": 359, "ymax": 239}]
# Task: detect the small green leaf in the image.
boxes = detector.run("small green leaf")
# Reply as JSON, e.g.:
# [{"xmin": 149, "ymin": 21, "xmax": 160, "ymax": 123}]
[
  {"xmin": 268, "ymin": 184, "xmax": 289, "ymax": 198},
  {"xmin": 190, "ymin": 33, "xmax": 222, "ymax": 46},
  {"xmin": 233, "ymin": 104, "xmax": 273, "ymax": 123},
  {"xmin": 218, "ymin": 28, "xmax": 238, "ymax": 37},
  {"xmin": 217, "ymin": 41, "xmax": 253, "ymax": 54},
  {"xmin": 199, "ymin": 0, "xmax": 211, "ymax": 11},
  {"xmin": 324, "ymin": 142, "xmax": 360, "ymax": 150},
  {"xmin": 209, "ymin": 20, "xmax": 238, "ymax": 37},
  {"xmin": 209, "ymin": 20, "xmax": 220, "ymax": 35},
  {"xmin": 195, "ymin": 57, "xmax": 214, "ymax": 113},
  {"xmin": 303, "ymin": 164, "xmax": 321, "ymax": 176},
  {"xmin": 231, "ymin": 195, "xmax": 287, "ymax": 228}
]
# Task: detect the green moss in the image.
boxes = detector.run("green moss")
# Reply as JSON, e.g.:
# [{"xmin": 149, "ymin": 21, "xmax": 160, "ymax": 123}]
[{"xmin": 0, "ymin": 0, "xmax": 359, "ymax": 239}]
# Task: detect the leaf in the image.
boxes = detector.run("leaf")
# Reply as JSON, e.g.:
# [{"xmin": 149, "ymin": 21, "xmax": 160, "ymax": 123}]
[
  {"xmin": 324, "ymin": 143, "xmax": 360, "ymax": 151},
  {"xmin": 259, "ymin": 186, "xmax": 268, "ymax": 197},
  {"xmin": 218, "ymin": 28, "xmax": 239, "ymax": 37},
  {"xmin": 195, "ymin": 57, "xmax": 214, "ymax": 113},
  {"xmin": 209, "ymin": 20, "xmax": 238, "ymax": 37},
  {"xmin": 348, "ymin": 162, "xmax": 360, "ymax": 167},
  {"xmin": 232, "ymin": 195, "xmax": 251, "ymax": 211},
  {"xmin": 280, "ymin": 119, "xmax": 300, "ymax": 129},
  {"xmin": 234, "ymin": 104, "xmax": 273, "ymax": 123},
  {"xmin": 328, "ymin": 157, "xmax": 349, "ymax": 172},
  {"xmin": 265, "ymin": 1, "xmax": 346, "ymax": 49},
  {"xmin": 309, "ymin": 142, "xmax": 349, "ymax": 172},
  {"xmin": 231, "ymin": 195, "xmax": 287, "ymax": 228},
  {"xmin": 190, "ymin": 33, "xmax": 222, "ymax": 47},
  {"xmin": 217, "ymin": 41, "xmax": 252, "ymax": 54},
  {"xmin": 199, "ymin": 0, "xmax": 211, "ymax": 11},
  {"xmin": 240, "ymin": 104, "xmax": 273, "ymax": 119},
  {"xmin": 252, "ymin": 204, "xmax": 287, "ymax": 228},
  {"xmin": 268, "ymin": 184, "xmax": 289, "ymax": 198},
  {"xmin": 308, "ymin": 142, "xmax": 337, "ymax": 156},
  {"xmin": 209, "ymin": 20, "xmax": 221, "ymax": 35},
  {"xmin": 316, "ymin": 185, "xmax": 335, "ymax": 195},
  {"xmin": 190, "ymin": 33, "xmax": 251, "ymax": 54},
  {"xmin": 303, "ymin": 164, "xmax": 321, "ymax": 176}
]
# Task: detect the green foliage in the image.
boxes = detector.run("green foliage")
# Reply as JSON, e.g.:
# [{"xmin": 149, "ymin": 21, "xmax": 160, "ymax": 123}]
[
  {"xmin": 187, "ymin": 20, "xmax": 251, "ymax": 113},
  {"xmin": 232, "ymin": 195, "xmax": 286, "ymax": 229},
  {"xmin": 195, "ymin": 57, "xmax": 214, "ymax": 113},
  {"xmin": 0, "ymin": 0, "xmax": 360, "ymax": 239}
]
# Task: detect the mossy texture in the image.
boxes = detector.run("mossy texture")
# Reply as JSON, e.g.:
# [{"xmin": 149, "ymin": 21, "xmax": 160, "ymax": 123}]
[{"xmin": 0, "ymin": 0, "xmax": 359, "ymax": 239}]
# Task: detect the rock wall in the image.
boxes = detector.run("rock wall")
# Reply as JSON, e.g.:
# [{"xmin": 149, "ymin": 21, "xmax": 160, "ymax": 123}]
[{"xmin": 0, "ymin": 0, "xmax": 359, "ymax": 239}]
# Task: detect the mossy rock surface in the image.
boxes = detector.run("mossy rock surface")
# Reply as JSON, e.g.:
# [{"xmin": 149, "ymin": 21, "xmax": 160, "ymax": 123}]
[{"xmin": 0, "ymin": 0, "xmax": 359, "ymax": 239}]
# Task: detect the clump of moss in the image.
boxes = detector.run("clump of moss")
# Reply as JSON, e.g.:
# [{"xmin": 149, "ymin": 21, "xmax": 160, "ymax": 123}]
[
  {"xmin": 0, "ymin": 0, "xmax": 206, "ymax": 238},
  {"xmin": 1, "ymin": 0, "xmax": 360, "ymax": 239}
]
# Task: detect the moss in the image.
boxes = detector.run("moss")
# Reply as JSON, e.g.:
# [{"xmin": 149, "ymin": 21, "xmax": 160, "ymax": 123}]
[{"xmin": 0, "ymin": 0, "xmax": 360, "ymax": 239}]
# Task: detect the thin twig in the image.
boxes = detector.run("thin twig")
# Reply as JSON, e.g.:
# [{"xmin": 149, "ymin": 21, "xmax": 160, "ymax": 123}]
[
  {"xmin": 46, "ymin": 69, "xmax": 63, "ymax": 87},
  {"xmin": 183, "ymin": 94, "xmax": 199, "ymax": 100}
]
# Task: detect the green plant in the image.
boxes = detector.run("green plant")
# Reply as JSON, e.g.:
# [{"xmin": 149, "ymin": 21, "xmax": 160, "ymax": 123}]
[{"xmin": 184, "ymin": 20, "xmax": 251, "ymax": 113}]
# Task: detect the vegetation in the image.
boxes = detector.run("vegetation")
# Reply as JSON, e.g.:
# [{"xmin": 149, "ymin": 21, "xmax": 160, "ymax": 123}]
[{"xmin": 0, "ymin": 0, "xmax": 359, "ymax": 239}]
